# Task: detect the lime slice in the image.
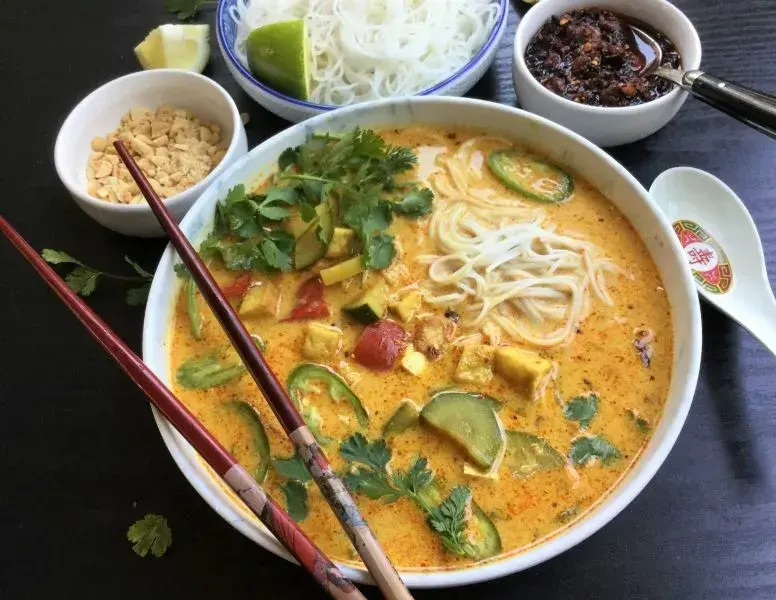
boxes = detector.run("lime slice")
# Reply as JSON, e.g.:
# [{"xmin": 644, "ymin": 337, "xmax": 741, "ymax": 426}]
[
  {"xmin": 246, "ymin": 19, "xmax": 311, "ymax": 100},
  {"xmin": 134, "ymin": 24, "xmax": 210, "ymax": 73}
]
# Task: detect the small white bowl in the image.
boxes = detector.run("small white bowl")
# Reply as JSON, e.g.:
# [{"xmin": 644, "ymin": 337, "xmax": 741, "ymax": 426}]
[
  {"xmin": 54, "ymin": 69, "xmax": 248, "ymax": 237},
  {"xmin": 216, "ymin": 0, "xmax": 509, "ymax": 123},
  {"xmin": 512, "ymin": 0, "xmax": 702, "ymax": 147},
  {"xmin": 142, "ymin": 96, "xmax": 702, "ymax": 587}
]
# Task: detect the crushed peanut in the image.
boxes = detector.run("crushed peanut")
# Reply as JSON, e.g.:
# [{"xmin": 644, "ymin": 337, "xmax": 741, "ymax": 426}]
[{"xmin": 87, "ymin": 105, "xmax": 228, "ymax": 204}]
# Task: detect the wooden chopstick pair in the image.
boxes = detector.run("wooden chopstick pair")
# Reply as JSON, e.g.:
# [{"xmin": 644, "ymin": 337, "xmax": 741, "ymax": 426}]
[{"xmin": 0, "ymin": 141, "xmax": 414, "ymax": 600}]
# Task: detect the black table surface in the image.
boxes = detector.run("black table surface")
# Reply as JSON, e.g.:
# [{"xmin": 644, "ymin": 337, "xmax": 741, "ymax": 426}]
[{"xmin": 2, "ymin": 1, "xmax": 775, "ymax": 598}]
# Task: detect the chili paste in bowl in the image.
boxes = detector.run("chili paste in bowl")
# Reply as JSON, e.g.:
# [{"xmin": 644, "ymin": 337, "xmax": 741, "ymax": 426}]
[{"xmin": 525, "ymin": 8, "xmax": 681, "ymax": 108}]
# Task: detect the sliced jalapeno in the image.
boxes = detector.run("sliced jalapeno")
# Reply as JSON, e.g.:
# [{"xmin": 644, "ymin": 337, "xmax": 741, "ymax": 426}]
[{"xmin": 488, "ymin": 149, "xmax": 574, "ymax": 203}]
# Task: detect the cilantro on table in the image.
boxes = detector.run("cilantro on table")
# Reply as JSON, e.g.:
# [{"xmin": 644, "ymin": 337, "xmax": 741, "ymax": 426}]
[
  {"xmin": 198, "ymin": 128, "xmax": 433, "ymax": 274},
  {"xmin": 562, "ymin": 393, "xmax": 598, "ymax": 428},
  {"xmin": 339, "ymin": 433, "xmax": 480, "ymax": 559},
  {"xmin": 42, "ymin": 249, "xmax": 152, "ymax": 306},
  {"xmin": 569, "ymin": 435, "xmax": 621, "ymax": 466},
  {"xmin": 164, "ymin": 0, "xmax": 215, "ymax": 20},
  {"xmin": 127, "ymin": 514, "xmax": 172, "ymax": 558}
]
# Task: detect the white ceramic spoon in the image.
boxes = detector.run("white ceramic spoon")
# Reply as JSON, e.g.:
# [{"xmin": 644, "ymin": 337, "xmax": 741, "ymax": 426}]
[{"xmin": 650, "ymin": 167, "xmax": 776, "ymax": 356}]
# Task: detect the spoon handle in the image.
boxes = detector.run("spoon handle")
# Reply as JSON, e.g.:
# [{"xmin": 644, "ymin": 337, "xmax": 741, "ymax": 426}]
[
  {"xmin": 681, "ymin": 71, "xmax": 776, "ymax": 139},
  {"xmin": 731, "ymin": 294, "xmax": 776, "ymax": 359}
]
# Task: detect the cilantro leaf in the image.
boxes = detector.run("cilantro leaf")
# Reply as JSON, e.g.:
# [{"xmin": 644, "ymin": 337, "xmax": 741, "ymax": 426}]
[
  {"xmin": 563, "ymin": 394, "xmax": 598, "ymax": 428},
  {"xmin": 569, "ymin": 435, "xmax": 621, "ymax": 466},
  {"xmin": 339, "ymin": 433, "xmax": 391, "ymax": 471},
  {"xmin": 41, "ymin": 249, "xmax": 84, "ymax": 266},
  {"xmin": 391, "ymin": 188, "xmax": 434, "ymax": 218},
  {"xmin": 556, "ymin": 504, "xmax": 580, "ymax": 524},
  {"xmin": 281, "ymin": 481, "xmax": 309, "ymax": 522},
  {"xmin": 127, "ymin": 514, "xmax": 172, "ymax": 558},
  {"xmin": 278, "ymin": 146, "xmax": 299, "ymax": 171},
  {"xmin": 176, "ymin": 355, "xmax": 245, "ymax": 389},
  {"xmin": 299, "ymin": 202, "xmax": 317, "ymax": 222},
  {"xmin": 164, "ymin": 0, "xmax": 211, "ymax": 20},
  {"xmin": 174, "ymin": 263, "xmax": 190, "ymax": 279},
  {"xmin": 343, "ymin": 468, "xmax": 402, "ymax": 502},
  {"xmin": 126, "ymin": 284, "xmax": 151, "ymax": 306},
  {"xmin": 273, "ymin": 453, "xmax": 311, "ymax": 483},
  {"xmin": 65, "ymin": 267, "xmax": 101, "ymax": 296},
  {"xmin": 363, "ymin": 233, "xmax": 396, "ymax": 270},
  {"xmin": 393, "ymin": 457, "xmax": 434, "ymax": 496},
  {"xmin": 260, "ymin": 238, "xmax": 293, "ymax": 271},
  {"xmin": 426, "ymin": 486, "xmax": 477, "ymax": 559}
]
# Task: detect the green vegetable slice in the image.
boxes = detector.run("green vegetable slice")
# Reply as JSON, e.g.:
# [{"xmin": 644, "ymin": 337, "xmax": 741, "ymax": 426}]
[
  {"xmin": 176, "ymin": 355, "xmax": 244, "ymax": 389},
  {"xmin": 487, "ymin": 149, "xmax": 574, "ymax": 203},
  {"xmin": 185, "ymin": 278, "xmax": 203, "ymax": 340},
  {"xmin": 416, "ymin": 483, "xmax": 501, "ymax": 560},
  {"xmin": 421, "ymin": 392, "xmax": 505, "ymax": 469},
  {"xmin": 287, "ymin": 363, "xmax": 368, "ymax": 427},
  {"xmin": 382, "ymin": 399, "xmax": 421, "ymax": 437},
  {"xmin": 429, "ymin": 390, "xmax": 503, "ymax": 412},
  {"xmin": 294, "ymin": 201, "xmax": 334, "ymax": 269},
  {"xmin": 343, "ymin": 280, "xmax": 388, "ymax": 324},
  {"xmin": 505, "ymin": 431, "xmax": 565, "ymax": 478},
  {"xmin": 228, "ymin": 401, "xmax": 271, "ymax": 483}
]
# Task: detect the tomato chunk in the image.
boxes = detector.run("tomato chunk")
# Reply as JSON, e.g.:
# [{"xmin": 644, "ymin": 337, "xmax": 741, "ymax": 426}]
[
  {"xmin": 353, "ymin": 320, "xmax": 409, "ymax": 371},
  {"xmin": 222, "ymin": 274, "xmax": 252, "ymax": 298},
  {"xmin": 285, "ymin": 276, "xmax": 330, "ymax": 321}
]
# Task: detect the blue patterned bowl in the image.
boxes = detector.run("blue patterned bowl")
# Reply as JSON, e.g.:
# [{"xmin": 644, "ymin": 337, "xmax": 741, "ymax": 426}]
[{"xmin": 216, "ymin": 0, "xmax": 509, "ymax": 122}]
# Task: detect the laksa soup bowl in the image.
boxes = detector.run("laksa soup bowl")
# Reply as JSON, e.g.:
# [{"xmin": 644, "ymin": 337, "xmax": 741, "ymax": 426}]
[{"xmin": 142, "ymin": 97, "xmax": 701, "ymax": 587}]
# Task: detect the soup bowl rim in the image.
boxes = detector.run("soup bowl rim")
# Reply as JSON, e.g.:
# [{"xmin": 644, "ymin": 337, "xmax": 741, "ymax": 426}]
[{"xmin": 141, "ymin": 96, "xmax": 702, "ymax": 588}]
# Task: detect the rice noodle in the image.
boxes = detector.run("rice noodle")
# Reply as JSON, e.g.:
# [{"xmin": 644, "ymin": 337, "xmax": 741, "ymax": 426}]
[
  {"xmin": 421, "ymin": 139, "xmax": 620, "ymax": 348},
  {"xmin": 229, "ymin": 0, "xmax": 500, "ymax": 105}
]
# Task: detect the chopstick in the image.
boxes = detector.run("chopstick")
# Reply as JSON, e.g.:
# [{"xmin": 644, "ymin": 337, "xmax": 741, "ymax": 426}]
[
  {"xmin": 115, "ymin": 142, "xmax": 413, "ymax": 600},
  {"xmin": 0, "ymin": 216, "xmax": 366, "ymax": 600}
]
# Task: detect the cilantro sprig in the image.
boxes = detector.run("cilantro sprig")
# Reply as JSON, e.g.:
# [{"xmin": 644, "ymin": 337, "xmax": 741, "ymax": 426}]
[
  {"xmin": 127, "ymin": 514, "xmax": 172, "ymax": 558},
  {"xmin": 42, "ymin": 249, "xmax": 152, "ymax": 306},
  {"xmin": 340, "ymin": 433, "xmax": 480, "ymax": 559},
  {"xmin": 164, "ymin": 0, "xmax": 215, "ymax": 20},
  {"xmin": 278, "ymin": 129, "xmax": 433, "ymax": 270}
]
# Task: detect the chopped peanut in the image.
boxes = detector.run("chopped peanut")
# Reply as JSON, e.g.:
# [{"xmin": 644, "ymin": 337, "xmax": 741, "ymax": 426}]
[{"xmin": 86, "ymin": 104, "xmax": 227, "ymax": 204}]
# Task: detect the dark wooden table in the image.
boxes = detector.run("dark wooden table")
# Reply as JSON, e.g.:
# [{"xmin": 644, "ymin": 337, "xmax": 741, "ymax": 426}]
[{"xmin": 2, "ymin": 1, "xmax": 775, "ymax": 598}]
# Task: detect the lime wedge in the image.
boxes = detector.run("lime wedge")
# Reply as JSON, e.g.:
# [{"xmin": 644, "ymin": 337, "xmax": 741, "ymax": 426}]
[
  {"xmin": 134, "ymin": 24, "xmax": 210, "ymax": 73},
  {"xmin": 246, "ymin": 19, "xmax": 311, "ymax": 100}
]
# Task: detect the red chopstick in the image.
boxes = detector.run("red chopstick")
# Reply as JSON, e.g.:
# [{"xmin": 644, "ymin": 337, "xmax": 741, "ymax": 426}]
[
  {"xmin": 0, "ymin": 215, "xmax": 365, "ymax": 600},
  {"xmin": 114, "ymin": 142, "xmax": 412, "ymax": 600}
]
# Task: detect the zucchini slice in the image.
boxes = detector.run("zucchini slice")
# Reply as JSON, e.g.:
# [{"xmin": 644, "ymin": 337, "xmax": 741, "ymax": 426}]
[
  {"xmin": 487, "ymin": 149, "xmax": 574, "ymax": 203},
  {"xmin": 343, "ymin": 280, "xmax": 388, "ymax": 324},
  {"xmin": 505, "ymin": 430, "xmax": 565, "ymax": 478},
  {"xmin": 228, "ymin": 401, "xmax": 271, "ymax": 483},
  {"xmin": 294, "ymin": 201, "xmax": 334, "ymax": 270},
  {"xmin": 421, "ymin": 391, "xmax": 506, "ymax": 469},
  {"xmin": 382, "ymin": 399, "xmax": 421, "ymax": 437}
]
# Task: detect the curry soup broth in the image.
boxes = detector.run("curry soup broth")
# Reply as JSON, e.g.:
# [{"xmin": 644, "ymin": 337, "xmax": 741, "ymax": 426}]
[{"xmin": 168, "ymin": 126, "xmax": 672, "ymax": 569}]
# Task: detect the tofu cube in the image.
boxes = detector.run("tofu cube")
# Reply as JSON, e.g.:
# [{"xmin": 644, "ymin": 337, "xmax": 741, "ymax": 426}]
[
  {"xmin": 302, "ymin": 323, "xmax": 343, "ymax": 361},
  {"xmin": 390, "ymin": 291, "xmax": 422, "ymax": 323},
  {"xmin": 400, "ymin": 345, "xmax": 427, "ymax": 376},
  {"xmin": 238, "ymin": 282, "xmax": 280, "ymax": 318},
  {"xmin": 325, "ymin": 227, "xmax": 355, "ymax": 258},
  {"xmin": 454, "ymin": 345, "xmax": 495, "ymax": 384},
  {"xmin": 494, "ymin": 347, "xmax": 554, "ymax": 401}
]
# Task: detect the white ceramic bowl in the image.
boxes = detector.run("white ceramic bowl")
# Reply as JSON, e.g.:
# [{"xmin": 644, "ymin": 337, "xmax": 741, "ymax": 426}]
[
  {"xmin": 216, "ymin": 0, "xmax": 509, "ymax": 123},
  {"xmin": 512, "ymin": 0, "xmax": 702, "ymax": 147},
  {"xmin": 142, "ymin": 97, "xmax": 702, "ymax": 587},
  {"xmin": 54, "ymin": 69, "xmax": 249, "ymax": 237}
]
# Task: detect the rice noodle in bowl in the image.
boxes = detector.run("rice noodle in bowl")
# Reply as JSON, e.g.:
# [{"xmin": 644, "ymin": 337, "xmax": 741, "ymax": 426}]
[
  {"xmin": 418, "ymin": 136, "xmax": 621, "ymax": 348},
  {"xmin": 228, "ymin": 0, "xmax": 500, "ymax": 105}
]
